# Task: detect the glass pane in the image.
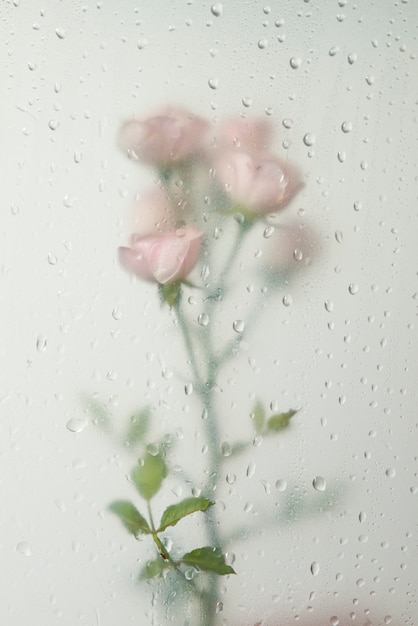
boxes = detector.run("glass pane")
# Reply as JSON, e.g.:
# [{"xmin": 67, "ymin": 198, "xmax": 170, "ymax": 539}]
[{"xmin": 2, "ymin": 1, "xmax": 416, "ymax": 625}]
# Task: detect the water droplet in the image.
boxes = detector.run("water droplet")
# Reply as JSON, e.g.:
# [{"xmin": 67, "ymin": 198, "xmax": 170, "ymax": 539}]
[
  {"xmin": 329, "ymin": 46, "xmax": 339, "ymax": 56},
  {"xmin": 112, "ymin": 306, "xmax": 122, "ymax": 320},
  {"xmin": 275, "ymin": 478, "xmax": 287, "ymax": 491},
  {"xmin": 303, "ymin": 133, "xmax": 315, "ymax": 147},
  {"xmin": 242, "ymin": 96, "xmax": 252, "ymax": 108},
  {"xmin": 289, "ymin": 57, "xmax": 302, "ymax": 69},
  {"xmin": 233, "ymin": 319, "xmax": 245, "ymax": 333},
  {"xmin": 73, "ymin": 150, "xmax": 83, "ymax": 163},
  {"xmin": 184, "ymin": 567, "xmax": 195, "ymax": 580},
  {"xmin": 258, "ymin": 39, "xmax": 268, "ymax": 49},
  {"xmin": 335, "ymin": 230, "xmax": 343, "ymax": 243},
  {"xmin": 226, "ymin": 473, "xmax": 236, "ymax": 484},
  {"xmin": 385, "ymin": 467, "xmax": 396, "ymax": 478},
  {"xmin": 324, "ymin": 300, "xmax": 334, "ymax": 312},
  {"xmin": 359, "ymin": 511, "xmax": 367, "ymax": 523},
  {"xmin": 184, "ymin": 383, "xmax": 193, "ymax": 396},
  {"xmin": 47, "ymin": 253, "xmax": 57, "ymax": 265},
  {"xmin": 310, "ymin": 561, "xmax": 320, "ymax": 576},
  {"xmin": 36, "ymin": 335, "xmax": 47, "ymax": 352},
  {"xmin": 246, "ymin": 461, "xmax": 256, "ymax": 477},
  {"xmin": 341, "ymin": 121, "xmax": 352, "ymax": 133},
  {"xmin": 356, "ymin": 578, "xmax": 365, "ymax": 588},
  {"xmin": 312, "ymin": 476, "xmax": 326, "ymax": 491},
  {"xmin": 48, "ymin": 120, "xmax": 59, "ymax": 131},
  {"xmin": 282, "ymin": 294, "xmax": 292, "ymax": 307},
  {"xmin": 244, "ymin": 501, "xmax": 253, "ymax": 513},
  {"xmin": 211, "ymin": 2, "xmax": 223, "ymax": 16},
  {"xmin": 66, "ymin": 416, "xmax": 89, "ymax": 433},
  {"xmin": 348, "ymin": 283, "xmax": 359, "ymax": 295},
  {"xmin": 137, "ymin": 38, "xmax": 148, "ymax": 50},
  {"xmin": 63, "ymin": 194, "xmax": 75, "ymax": 208},
  {"xmin": 337, "ymin": 150, "xmax": 346, "ymax": 162},
  {"xmin": 263, "ymin": 225, "xmax": 275, "ymax": 239},
  {"xmin": 208, "ymin": 77, "xmax": 219, "ymax": 89},
  {"xmin": 55, "ymin": 27, "xmax": 66, "ymax": 39},
  {"xmin": 215, "ymin": 601, "xmax": 224, "ymax": 614},
  {"xmin": 293, "ymin": 248, "xmax": 303, "ymax": 261},
  {"xmin": 198, "ymin": 312, "xmax": 209, "ymax": 326},
  {"xmin": 261, "ymin": 480, "xmax": 271, "ymax": 494},
  {"xmin": 16, "ymin": 541, "xmax": 32, "ymax": 556},
  {"xmin": 347, "ymin": 52, "xmax": 357, "ymax": 64}
]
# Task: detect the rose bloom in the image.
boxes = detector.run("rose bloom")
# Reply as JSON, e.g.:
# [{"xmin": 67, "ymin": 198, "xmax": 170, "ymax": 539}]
[
  {"xmin": 215, "ymin": 150, "xmax": 301, "ymax": 216},
  {"xmin": 118, "ymin": 226, "xmax": 202, "ymax": 285},
  {"xmin": 118, "ymin": 106, "xmax": 209, "ymax": 165}
]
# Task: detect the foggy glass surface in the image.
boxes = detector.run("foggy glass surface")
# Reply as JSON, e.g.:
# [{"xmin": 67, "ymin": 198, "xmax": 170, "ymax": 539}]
[{"xmin": 1, "ymin": 1, "xmax": 417, "ymax": 625}]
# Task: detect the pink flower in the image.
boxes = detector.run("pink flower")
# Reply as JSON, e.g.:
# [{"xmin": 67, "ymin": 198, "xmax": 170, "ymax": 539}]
[
  {"xmin": 215, "ymin": 151, "xmax": 301, "ymax": 216},
  {"xmin": 215, "ymin": 116, "xmax": 273, "ymax": 152},
  {"xmin": 118, "ymin": 107, "xmax": 209, "ymax": 165},
  {"xmin": 118, "ymin": 226, "xmax": 202, "ymax": 285}
]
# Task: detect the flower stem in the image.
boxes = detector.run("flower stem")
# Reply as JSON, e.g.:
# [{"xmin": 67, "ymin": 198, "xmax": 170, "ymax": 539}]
[{"xmin": 170, "ymin": 220, "xmax": 253, "ymax": 625}]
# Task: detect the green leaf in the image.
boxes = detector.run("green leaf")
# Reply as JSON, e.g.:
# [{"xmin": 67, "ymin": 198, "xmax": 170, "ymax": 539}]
[
  {"xmin": 81, "ymin": 395, "xmax": 112, "ymax": 432},
  {"xmin": 181, "ymin": 547, "xmax": 236, "ymax": 575},
  {"xmin": 159, "ymin": 282, "xmax": 181, "ymax": 307},
  {"xmin": 267, "ymin": 409, "xmax": 297, "ymax": 432},
  {"xmin": 108, "ymin": 500, "xmax": 151, "ymax": 535},
  {"xmin": 140, "ymin": 558, "xmax": 171, "ymax": 580},
  {"xmin": 158, "ymin": 497, "xmax": 214, "ymax": 532},
  {"xmin": 132, "ymin": 452, "xmax": 167, "ymax": 501},
  {"xmin": 251, "ymin": 400, "xmax": 265, "ymax": 433},
  {"xmin": 124, "ymin": 408, "xmax": 150, "ymax": 447}
]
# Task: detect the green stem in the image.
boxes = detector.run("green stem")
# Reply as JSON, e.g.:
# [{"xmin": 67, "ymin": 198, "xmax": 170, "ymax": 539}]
[
  {"xmin": 147, "ymin": 501, "xmax": 212, "ymax": 615},
  {"xmin": 171, "ymin": 220, "xmax": 254, "ymax": 625}
]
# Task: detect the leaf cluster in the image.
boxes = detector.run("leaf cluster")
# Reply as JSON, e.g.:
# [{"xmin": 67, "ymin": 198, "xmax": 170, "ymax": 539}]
[{"xmin": 109, "ymin": 447, "xmax": 235, "ymax": 579}]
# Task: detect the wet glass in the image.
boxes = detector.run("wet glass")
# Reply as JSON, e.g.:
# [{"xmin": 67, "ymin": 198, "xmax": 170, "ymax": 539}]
[{"xmin": 1, "ymin": 1, "xmax": 417, "ymax": 625}]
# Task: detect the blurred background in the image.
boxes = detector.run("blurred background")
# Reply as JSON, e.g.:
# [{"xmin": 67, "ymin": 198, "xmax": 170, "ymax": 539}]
[{"xmin": 1, "ymin": 1, "xmax": 417, "ymax": 624}]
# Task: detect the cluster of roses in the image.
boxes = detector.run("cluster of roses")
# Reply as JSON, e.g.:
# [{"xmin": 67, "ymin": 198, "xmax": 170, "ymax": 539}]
[{"xmin": 118, "ymin": 106, "xmax": 301, "ymax": 286}]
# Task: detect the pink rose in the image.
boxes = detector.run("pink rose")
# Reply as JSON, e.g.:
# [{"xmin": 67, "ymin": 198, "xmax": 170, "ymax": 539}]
[
  {"xmin": 118, "ymin": 107, "xmax": 209, "ymax": 165},
  {"xmin": 215, "ymin": 116, "xmax": 273, "ymax": 152},
  {"xmin": 118, "ymin": 226, "xmax": 202, "ymax": 285},
  {"xmin": 215, "ymin": 151, "xmax": 301, "ymax": 215}
]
